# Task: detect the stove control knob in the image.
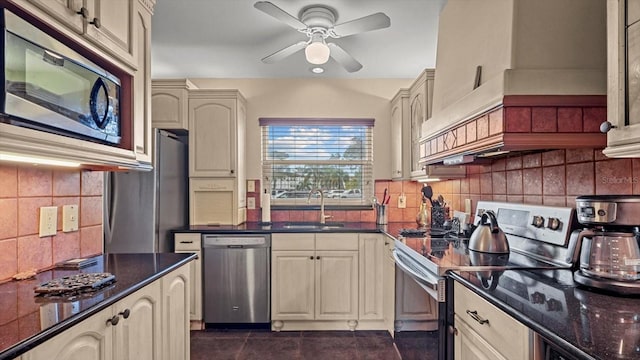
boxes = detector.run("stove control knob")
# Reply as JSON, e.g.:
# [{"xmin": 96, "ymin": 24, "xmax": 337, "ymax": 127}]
[
  {"xmin": 547, "ymin": 217, "xmax": 561, "ymax": 231},
  {"xmin": 530, "ymin": 291, "xmax": 546, "ymax": 304},
  {"xmin": 546, "ymin": 298, "xmax": 563, "ymax": 312},
  {"xmin": 531, "ymin": 216, "xmax": 545, "ymax": 228}
]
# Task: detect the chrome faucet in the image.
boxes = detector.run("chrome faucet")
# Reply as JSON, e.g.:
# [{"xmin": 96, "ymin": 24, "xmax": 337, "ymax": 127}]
[{"xmin": 308, "ymin": 188, "xmax": 332, "ymax": 224}]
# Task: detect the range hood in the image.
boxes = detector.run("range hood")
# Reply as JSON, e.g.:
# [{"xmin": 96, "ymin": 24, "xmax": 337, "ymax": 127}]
[
  {"xmin": 419, "ymin": 0, "xmax": 607, "ymax": 166},
  {"xmin": 412, "ymin": 164, "xmax": 466, "ymax": 182}
]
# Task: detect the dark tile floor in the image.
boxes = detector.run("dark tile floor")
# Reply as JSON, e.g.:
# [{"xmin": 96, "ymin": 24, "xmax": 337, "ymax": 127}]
[{"xmin": 191, "ymin": 329, "xmax": 439, "ymax": 360}]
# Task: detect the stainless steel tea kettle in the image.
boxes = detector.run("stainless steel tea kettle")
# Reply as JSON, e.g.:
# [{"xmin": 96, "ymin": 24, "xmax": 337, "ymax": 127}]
[{"xmin": 469, "ymin": 210, "xmax": 510, "ymax": 254}]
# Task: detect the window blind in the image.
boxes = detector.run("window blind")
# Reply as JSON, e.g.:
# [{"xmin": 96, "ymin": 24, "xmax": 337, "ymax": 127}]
[{"xmin": 260, "ymin": 118, "xmax": 374, "ymax": 207}]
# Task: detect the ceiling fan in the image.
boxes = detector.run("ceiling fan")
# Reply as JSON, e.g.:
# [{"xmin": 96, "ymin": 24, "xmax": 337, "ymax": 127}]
[{"xmin": 254, "ymin": 1, "xmax": 391, "ymax": 73}]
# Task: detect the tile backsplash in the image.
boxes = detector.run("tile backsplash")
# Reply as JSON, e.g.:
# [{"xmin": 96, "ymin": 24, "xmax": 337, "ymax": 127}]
[{"xmin": 0, "ymin": 164, "xmax": 103, "ymax": 282}]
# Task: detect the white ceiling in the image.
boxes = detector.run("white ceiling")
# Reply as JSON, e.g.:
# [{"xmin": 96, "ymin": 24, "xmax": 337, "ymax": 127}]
[{"xmin": 150, "ymin": 0, "xmax": 447, "ymax": 79}]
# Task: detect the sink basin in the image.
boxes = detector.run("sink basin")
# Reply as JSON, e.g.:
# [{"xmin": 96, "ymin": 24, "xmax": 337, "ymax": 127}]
[{"xmin": 282, "ymin": 222, "xmax": 345, "ymax": 229}]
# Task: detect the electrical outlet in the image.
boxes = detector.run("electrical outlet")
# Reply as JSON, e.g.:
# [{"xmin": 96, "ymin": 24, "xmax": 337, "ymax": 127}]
[
  {"xmin": 398, "ymin": 194, "xmax": 406, "ymax": 209},
  {"xmin": 247, "ymin": 196, "xmax": 256, "ymax": 210},
  {"xmin": 247, "ymin": 180, "xmax": 256, "ymax": 193},
  {"xmin": 63, "ymin": 204, "xmax": 79, "ymax": 232},
  {"xmin": 39, "ymin": 206, "xmax": 57, "ymax": 237}
]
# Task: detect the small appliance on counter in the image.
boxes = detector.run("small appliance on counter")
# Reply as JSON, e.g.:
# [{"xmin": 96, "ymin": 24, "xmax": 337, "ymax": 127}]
[{"xmin": 574, "ymin": 195, "xmax": 640, "ymax": 295}]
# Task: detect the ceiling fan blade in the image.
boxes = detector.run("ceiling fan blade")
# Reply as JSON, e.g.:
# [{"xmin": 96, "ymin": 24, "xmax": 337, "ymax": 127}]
[
  {"xmin": 254, "ymin": 1, "xmax": 307, "ymax": 30},
  {"xmin": 327, "ymin": 43, "xmax": 362, "ymax": 73},
  {"xmin": 261, "ymin": 41, "xmax": 307, "ymax": 63},
  {"xmin": 332, "ymin": 12, "xmax": 391, "ymax": 37}
]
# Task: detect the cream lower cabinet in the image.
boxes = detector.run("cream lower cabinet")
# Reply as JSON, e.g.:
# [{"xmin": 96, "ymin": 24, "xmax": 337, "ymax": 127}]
[
  {"xmin": 24, "ymin": 280, "xmax": 162, "ymax": 360},
  {"xmin": 174, "ymin": 233, "xmax": 202, "ymax": 322},
  {"xmin": 358, "ymin": 234, "xmax": 384, "ymax": 321},
  {"xmin": 382, "ymin": 236, "xmax": 396, "ymax": 335},
  {"xmin": 23, "ymin": 264, "xmax": 190, "ymax": 360},
  {"xmin": 271, "ymin": 233, "xmax": 359, "ymax": 330},
  {"xmin": 395, "ymin": 269, "xmax": 438, "ymax": 331},
  {"xmin": 453, "ymin": 282, "xmax": 530, "ymax": 360}
]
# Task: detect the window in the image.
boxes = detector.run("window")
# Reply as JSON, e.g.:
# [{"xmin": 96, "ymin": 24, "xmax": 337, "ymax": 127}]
[{"xmin": 260, "ymin": 118, "xmax": 374, "ymax": 207}]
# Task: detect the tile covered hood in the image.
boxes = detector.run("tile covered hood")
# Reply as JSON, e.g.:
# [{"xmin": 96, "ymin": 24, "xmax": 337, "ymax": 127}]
[{"xmin": 419, "ymin": 0, "xmax": 607, "ymax": 166}]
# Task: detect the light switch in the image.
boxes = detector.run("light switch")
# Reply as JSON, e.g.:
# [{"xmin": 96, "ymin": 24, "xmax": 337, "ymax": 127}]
[
  {"xmin": 39, "ymin": 206, "xmax": 57, "ymax": 237},
  {"xmin": 398, "ymin": 194, "xmax": 406, "ymax": 209},
  {"xmin": 63, "ymin": 204, "xmax": 79, "ymax": 232},
  {"xmin": 247, "ymin": 197, "xmax": 256, "ymax": 210},
  {"xmin": 247, "ymin": 180, "xmax": 256, "ymax": 193}
]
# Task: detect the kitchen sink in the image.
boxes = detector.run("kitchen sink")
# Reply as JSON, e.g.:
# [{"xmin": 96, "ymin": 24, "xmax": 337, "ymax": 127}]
[{"xmin": 282, "ymin": 222, "xmax": 345, "ymax": 230}]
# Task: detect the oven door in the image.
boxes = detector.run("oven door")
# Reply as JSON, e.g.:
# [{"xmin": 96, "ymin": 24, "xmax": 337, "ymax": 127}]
[{"xmin": 393, "ymin": 248, "xmax": 445, "ymax": 302}]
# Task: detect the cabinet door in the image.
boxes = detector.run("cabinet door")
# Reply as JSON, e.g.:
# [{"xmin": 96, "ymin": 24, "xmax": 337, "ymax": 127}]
[
  {"xmin": 131, "ymin": 0, "xmax": 152, "ymax": 163},
  {"xmin": 358, "ymin": 234, "xmax": 384, "ymax": 320},
  {"xmin": 114, "ymin": 280, "xmax": 161, "ymax": 360},
  {"xmin": 189, "ymin": 178, "xmax": 235, "ymax": 225},
  {"xmin": 315, "ymin": 251, "xmax": 358, "ymax": 320},
  {"xmin": 383, "ymin": 238, "xmax": 396, "ymax": 335},
  {"xmin": 410, "ymin": 93, "xmax": 425, "ymax": 175},
  {"xmin": 175, "ymin": 233, "xmax": 202, "ymax": 321},
  {"xmin": 162, "ymin": 264, "xmax": 191, "ymax": 360},
  {"xmin": 26, "ymin": 306, "xmax": 113, "ymax": 360},
  {"xmin": 454, "ymin": 315, "xmax": 506, "ymax": 360},
  {"xmin": 152, "ymin": 85, "xmax": 190, "ymax": 130},
  {"xmin": 390, "ymin": 90, "xmax": 409, "ymax": 180},
  {"xmin": 25, "ymin": 0, "xmax": 84, "ymax": 34},
  {"xmin": 84, "ymin": 0, "xmax": 134, "ymax": 66},
  {"xmin": 189, "ymin": 98, "xmax": 237, "ymax": 177},
  {"xmin": 271, "ymin": 250, "xmax": 315, "ymax": 320}
]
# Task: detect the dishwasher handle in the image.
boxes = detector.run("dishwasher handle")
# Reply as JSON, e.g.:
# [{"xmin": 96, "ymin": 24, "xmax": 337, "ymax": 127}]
[{"xmin": 202, "ymin": 235, "xmax": 271, "ymax": 248}]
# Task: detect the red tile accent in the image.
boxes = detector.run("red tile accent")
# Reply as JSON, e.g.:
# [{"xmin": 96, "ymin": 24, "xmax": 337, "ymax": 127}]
[
  {"xmin": 17, "ymin": 235, "xmax": 52, "ymax": 273},
  {"xmin": 79, "ymin": 225, "xmax": 102, "ymax": 257},
  {"xmin": 492, "ymin": 159, "xmax": 506, "ymax": 172},
  {"xmin": 303, "ymin": 211, "xmax": 318, "ymax": 222},
  {"xmin": 566, "ymin": 149, "xmax": 594, "ymax": 163},
  {"xmin": 469, "ymin": 175, "xmax": 481, "ymax": 194},
  {"xmin": 583, "ymin": 107, "xmax": 606, "ymax": 132},
  {"xmin": 361, "ymin": 210, "xmax": 375, "ymax": 222},
  {"xmin": 466, "ymin": 121, "xmax": 477, "ymax": 143},
  {"xmin": 289, "ymin": 210, "xmax": 304, "ymax": 222},
  {"xmin": 460, "ymin": 178, "xmax": 470, "ymax": 194},
  {"xmin": 451, "ymin": 179, "xmax": 461, "ymax": 194},
  {"xmin": 493, "ymin": 195, "xmax": 507, "ymax": 202},
  {"xmin": 543, "ymin": 196, "xmax": 567, "ymax": 206},
  {"xmin": 52, "ymin": 231, "xmax": 80, "ymax": 264},
  {"xmin": 53, "ymin": 171, "xmax": 80, "ymax": 197},
  {"xmin": 246, "ymin": 210, "xmax": 259, "ymax": 222},
  {"xmin": 81, "ymin": 171, "xmax": 104, "ymax": 196},
  {"xmin": 492, "ymin": 172, "xmax": 506, "ymax": 195},
  {"xmin": 532, "ymin": 107, "xmax": 558, "ymax": 132},
  {"xmin": 406, "ymin": 193, "xmax": 419, "ymax": 208},
  {"xmin": 346, "ymin": 211, "xmax": 361, "ymax": 222},
  {"xmin": 505, "ymin": 107, "xmax": 532, "ymax": 132},
  {"xmin": 18, "ymin": 197, "xmax": 52, "ymax": 236},
  {"xmin": 0, "ymin": 199, "xmax": 18, "ymax": 240},
  {"xmin": 389, "ymin": 181, "xmax": 402, "ymax": 195},
  {"xmin": 633, "ymin": 159, "xmax": 640, "ymax": 195},
  {"xmin": 0, "ymin": 166, "xmax": 17, "ymax": 198},
  {"xmin": 566, "ymin": 163, "xmax": 595, "ymax": 195},
  {"xmin": 404, "ymin": 181, "xmax": 418, "ymax": 195},
  {"xmin": 542, "ymin": 165, "xmax": 566, "ymax": 196},
  {"xmin": 271, "ymin": 211, "xmax": 290, "ymax": 222},
  {"xmin": 595, "ymin": 159, "xmax": 634, "ymax": 195},
  {"xmin": 506, "ymin": 195, "xmax": 524, "ymax": 203},
  {"xmin": 594, "ymin": 149, "xmax": 608, "ymax": 161},
  {"xmin": 523, "ymin": 168, "xmax": 543, "ymax": 195},
  {"xmin": 18, "ymin": 168, "xmax": 52, "ymax": 197},
  {"xmin": 506, "ymin": 156, "xmax": 522, "ymax": 170},
  {"xmin": 523, "ymin": 153, "xmax": 542, "ymax": 168},
  {"xmin": 524, "ymin": 195, "xmax": 543, "ymax": 205},
  {"xmin": 480, "ymin": 173, "xmax": 492, "ymax": 194},
  {"xmin": 0, "ymin": 239, "xmax": 17, "ymax": 281},
  {"xmin": 558, "ymin": 108, "xmax": 583, "ymax": 132},
  {"xmin": 477, "ymin": 115, "xmax": 489, "ymax": 139},
  {"xmin": 542, "ymin": 150, "xmax": 565, "ymax": 167},
  {"xmin": 489, "ymin": 108, "xmax": 503, "ymax": 135},
  {"xmin": 506, "ymin": 170, "xmax": 523, "ymax": 195},
  {"xmin": 80, "ymin": 196, "xmax": 102, "ymax": 227},
  {"xmin": 375, "ymin": 180, "xmax": 390, "ymax": 194}
]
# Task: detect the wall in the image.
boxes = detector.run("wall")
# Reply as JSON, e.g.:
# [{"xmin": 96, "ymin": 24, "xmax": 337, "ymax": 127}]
[
  {"xmin": 188, "ymin": 78, "xmax": 413, "ymax": 181},
  {"xmin": 0, "ymin": 164, "xmax": 103, "ymax": 281}
]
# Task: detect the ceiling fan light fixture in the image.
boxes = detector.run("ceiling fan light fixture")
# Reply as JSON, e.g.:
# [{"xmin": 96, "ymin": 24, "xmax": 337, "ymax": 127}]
[
  {"xmin": 305, "ymin": 40, "xmax": 330, "ymax": 65},
  {"xmin": 311, "ymin": 66, "xmax": 324, "ymax": 74}
]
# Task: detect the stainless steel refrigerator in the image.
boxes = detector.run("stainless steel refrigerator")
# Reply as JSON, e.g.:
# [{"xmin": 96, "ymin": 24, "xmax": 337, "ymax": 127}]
[{"xmin": 104, "ymin": 129, "xmax": 188, "ymax": 253}]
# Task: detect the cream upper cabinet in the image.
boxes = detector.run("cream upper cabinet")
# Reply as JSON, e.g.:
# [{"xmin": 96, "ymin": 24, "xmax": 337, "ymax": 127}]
[
  {"xmin": 271, "ymin": 233, "xmax": 359, "ymax": 330},
  {"xmin": 189, "ymin": 90, "xmax": 246, "ymax": 177},
  {"xmin": 174, "ymin": 233, "xmax": 203, "ymax": 322},
  {"xmin": 453, "ymin": 282, "xmax": 530, "ymax": 360},
  {"xmin": 358, "ymin": 234, "xmax": 384, "ymax": 320},
  {"xmin": 603, "ymin": 0, "xmax": 640, "ymax": 157},
  {"xmin": 23, "ymin": 0, "xmax": 84, "ymax": 33},
  {"xmin": 152, "ymin": 79, "xmax": 196, "ymax": 130},
  {"xmin": 390, "ymin": 89, "xmax": 410, "ymax": 180},
  {"xmin": 131, "ymin": 0, "xmax": 152, "ymax": 163},
  {"xmin": 408, "ymin": 70, "xmax": 435, "ymax": 179}
]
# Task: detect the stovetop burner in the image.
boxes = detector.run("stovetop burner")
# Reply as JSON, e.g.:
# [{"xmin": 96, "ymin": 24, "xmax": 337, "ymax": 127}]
[
  {"xmin": 399, "ymin": 228, "xmax": 451, "ymax": 238},
  {"xmin": 35, "ymin": 272, "xmax": 116, "ymax": 297}
]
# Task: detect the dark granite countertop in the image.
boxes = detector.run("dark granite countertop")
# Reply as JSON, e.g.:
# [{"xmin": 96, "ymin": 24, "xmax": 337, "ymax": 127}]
[
  {"xmin": 174, "ymin": 221, "xmax": 422, "ymax": 237},
  {"xmin": 0, "ymin": 253, "xmax": 196, "ymax": 360},
  {"xmin": 449, "ymin": 270, "xmax": 640, "ymax": 360}
]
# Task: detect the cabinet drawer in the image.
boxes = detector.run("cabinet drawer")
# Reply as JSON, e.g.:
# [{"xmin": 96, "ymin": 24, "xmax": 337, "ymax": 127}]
[
  {"xmin": 175, "ymin": 233, "xmax": 201, "ymax": 251},
  {"xmin": 190, "ymin": 178, "xmax": 234, "ymax": 191},
  {"xmin": 272, "ymin": 233, "xmax": 315, "ymax": 250},
  {"xmin": 454, "ymin": 282, "xmax": 529, "ymax": 360},
  {"xmin": 315, "ymin": 233, "xmax": 359, "ymax": 250}
]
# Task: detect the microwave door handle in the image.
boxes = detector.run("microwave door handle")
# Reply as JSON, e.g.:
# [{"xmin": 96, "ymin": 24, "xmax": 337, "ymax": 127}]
[
  {"xmin": 42, "ymin": 50, "xmax": 65, "ymax": 66},
  {"xmin": 392, "ymin": 250, "xmax": 440, "ymax": 291}
]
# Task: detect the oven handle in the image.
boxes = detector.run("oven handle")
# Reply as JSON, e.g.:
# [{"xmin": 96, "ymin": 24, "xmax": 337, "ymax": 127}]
[{"xmin": 392, "ymin": 249, "xmax": 440, "ymax": 294}]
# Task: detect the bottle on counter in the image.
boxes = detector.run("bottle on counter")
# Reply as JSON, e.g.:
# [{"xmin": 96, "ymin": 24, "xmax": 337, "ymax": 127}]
[{"xmin": 416, "ymin": 199, "xmax": 430, "ymax": 227}]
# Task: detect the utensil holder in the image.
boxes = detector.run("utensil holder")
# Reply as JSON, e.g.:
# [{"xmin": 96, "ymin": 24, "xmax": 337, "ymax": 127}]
[
  {"xmin": 431, "ymin": 206, "xmax": 445, "ymax": 229},
  {"xmin": 375, "ymin": 204, "xmax": 388, "ymax": 225}
]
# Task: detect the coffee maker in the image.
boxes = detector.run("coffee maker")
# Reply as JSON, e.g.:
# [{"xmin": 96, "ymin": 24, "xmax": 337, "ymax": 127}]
[{"xmin": 574, "ymin": 195, "xmax": 640, "ymax": 295}]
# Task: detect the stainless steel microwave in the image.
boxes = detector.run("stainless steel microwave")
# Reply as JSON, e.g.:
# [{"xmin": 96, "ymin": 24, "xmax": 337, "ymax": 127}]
[{"xmin": 1, "ymin": 8, "xmax": 121, "ymax": 145}]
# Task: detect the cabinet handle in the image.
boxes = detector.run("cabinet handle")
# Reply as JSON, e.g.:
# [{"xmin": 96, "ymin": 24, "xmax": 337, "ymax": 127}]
[
  {"xmin": 230, "ymin": 169, "xmax": 235, "ymax": 174},
  {"xmin": 119, "ymin": 309, "xmax": 131, "ymax": 319},
  {"xmin": 310, "ymin": 256, "xmax": 314, "ymax": 260},
  {"xmin": 89, "ymin": 17, "xmax": 101, "ymax": 28},
  {"xmin": 316, "ymin": 256, "xmax": 320, "ymax": 260},
  {"xmin": 465, "ymin": 310, "xmax": 489, "ymax": 325},
  {"xmin": 76, "ymin": 7, "xmax": 89, "ymax": 18},
  {"xmin": 106, "ymin": 315, "xmax": 120, "ymax": 326},
  {"xmin": 448, "ymin": 325, "xmax": 458, "ymax": 336},
  {"xmin": 180, "ymin": 241, "xmax": 193, "ymax": 244}
]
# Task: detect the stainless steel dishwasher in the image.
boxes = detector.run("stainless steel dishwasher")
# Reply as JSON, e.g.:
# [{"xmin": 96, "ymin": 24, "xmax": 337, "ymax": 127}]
[{"xmin": 202, "ymin": 234, "xmax": 271, "ymax": 325}]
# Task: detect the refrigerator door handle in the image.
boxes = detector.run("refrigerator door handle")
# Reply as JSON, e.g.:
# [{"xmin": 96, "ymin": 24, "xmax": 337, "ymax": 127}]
[{"xmin": 104, "ymin": 172, "xmax": 118, "ymax": 247}]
